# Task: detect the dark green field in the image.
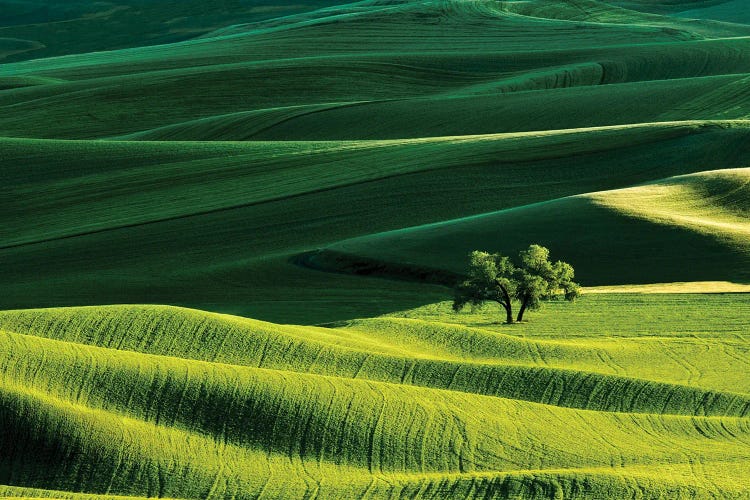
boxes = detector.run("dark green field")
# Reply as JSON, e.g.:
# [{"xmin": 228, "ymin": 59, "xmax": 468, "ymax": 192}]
[{"xmin": 1, "ymin": 0, "xmax": 749, "ymax": 498}]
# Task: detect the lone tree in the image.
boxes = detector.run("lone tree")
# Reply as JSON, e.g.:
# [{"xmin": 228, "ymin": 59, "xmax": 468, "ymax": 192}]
[
  {"xmin": 453, "ymin": 251, "xmax": 517, "ymax": 324},
  {"xmin": 453, "ymin": 244, "xmax": 580, "ymax": 323}
]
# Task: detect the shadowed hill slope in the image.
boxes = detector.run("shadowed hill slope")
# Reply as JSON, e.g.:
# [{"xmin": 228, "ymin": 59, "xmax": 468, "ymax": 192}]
[
  {"xmin": 315, "ymin": 166, "xmax": 750, "ymax": 286},
  {"xmin": 618, "ymin": 0, "xmax": 750, "ymax": 23},
  {"xmin": 0, "ymin": 0, "xmax": 350, "ymax": 63},
  {"xmin": 2, "ymin": 0, "xmax": 750, "ymax": 139},
  {"xmin": 3, "ymin": 122, "xmax": 750, "ymax": 322},
  {"xmin": 115, "ymin": 70, "xmax": 750, "ymax": 141},
  {"xmin": 0, "ymin": 301, "xmax": 748, "ymax": 498},
  {"xmin": 676, "ymin": 0, "xmax": 750, "ymax": 23}
]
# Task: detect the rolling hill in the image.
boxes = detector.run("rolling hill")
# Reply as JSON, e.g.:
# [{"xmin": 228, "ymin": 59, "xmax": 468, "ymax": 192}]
[
  {"xmin": 0, "ymin": 300, "xmax": 748, "ymax": 498},
  {"xmin": 3, "ymin": 120, "xmax": 750, "ymax": 322},
  {"xmin": 3, "ymin": 0, "xmax": 750, "ymax": 322},
  {"xmin": 0, "ymin": 0, "xmax": 349, "ymax": 62},
  {"xmin": 314, "ymin": 164, "xmax": 750, "ymax": 286},
  {"xmin": 2, "ymin": 0, "xmax": 750, "ymax": 497}
]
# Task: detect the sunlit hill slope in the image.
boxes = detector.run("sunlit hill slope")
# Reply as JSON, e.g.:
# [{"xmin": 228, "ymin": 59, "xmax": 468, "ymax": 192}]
[{"xmin": 1, "ymin": 299, "xmax": 749, "ymax": 498}]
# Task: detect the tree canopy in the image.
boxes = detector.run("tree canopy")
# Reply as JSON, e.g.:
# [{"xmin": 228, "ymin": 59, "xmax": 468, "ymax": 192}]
[{"xmin": 453, "ymin": 244, "xmax": 580, "ymax": 323}]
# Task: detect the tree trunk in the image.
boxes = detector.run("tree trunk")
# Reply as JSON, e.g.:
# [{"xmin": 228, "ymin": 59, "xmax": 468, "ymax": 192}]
[
  {"xmin": 517, "ymin": 298, "xmax": 528, "ymax": 322},
  {"xmin": 503, "ymin": 304, "xmax": 513, "ymax": 324},
  {"xmin": 499, "ymin": 286, "xmax": 513, "ymax": 324}
]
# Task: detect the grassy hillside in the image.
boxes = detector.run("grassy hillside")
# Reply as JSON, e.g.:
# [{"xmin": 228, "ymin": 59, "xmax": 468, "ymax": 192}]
[
  {"xmin": 2, "ymin": 0, "xmax": 750, "ymax": 138},
  {"xmin": 0, "ymin": 0, "xmax": 348, "ymax": 62},
  {"xmin": 0, "ymin": 300, "xmax": 748, "ymax": 498},
  {"xmin": 676, "ymin": 0, "xmax": 750, "ymax": 23},
  {"xmin": 3, "ymin": 0, "xmax": 750, "ymax": 497},
  {"xmin": 3, "ymin": 121, "xmax": 750, "ymax": 322},
  {"xmin": 316, "ymin": 165, "xmax": 750, "ymax": 286},
  {"xmin": 620, "ymin": 0, "xmax": 750, "ymax": 23}
]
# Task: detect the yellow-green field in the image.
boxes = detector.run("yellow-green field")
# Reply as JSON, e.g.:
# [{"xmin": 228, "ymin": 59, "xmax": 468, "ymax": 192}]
[{"xmin": 0, "ymin": 297, "xmax": 749, "ymax": 498}]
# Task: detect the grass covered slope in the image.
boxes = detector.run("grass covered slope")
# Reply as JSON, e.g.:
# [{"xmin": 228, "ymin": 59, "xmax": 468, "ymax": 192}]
[
  {"xmin": 3, "ymin": 121, "xmax": 750, "ymax": 322},
  {"xmin": 317, "ymin": 165, "xmax": 750, "ymax": 286},
  {"xmin": 2, "ymin": 1, "xmax": 750, "ymax": 320},
  {"xmin": 0, "ymin": 299, "xmax": 748, "ymax": 498},
  {"xmin": 589, "ymin": 168, "xmax": 750, "ymax": 244},
  {"xmin": 0, "ymin": 0, "xmax": 349, "ymax": 62},
  {"xmin": 674, "ymin": 0, "xmax": 750, "ymax": 24},
  {"xmin": 2, "ymin": 0, "xmax": 750, "ymax": 139}
]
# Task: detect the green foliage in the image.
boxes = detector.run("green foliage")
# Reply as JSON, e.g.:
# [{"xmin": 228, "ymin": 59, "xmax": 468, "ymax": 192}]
[
  {"xmin": 453, "ymin": 250, "xmax": 516, "ymax": 323},
  {"xmin": 515, "ymin": 244, "xmax": 581, "ymax": 321},
  {"xmin": 454, "ymin": 245, "xmax": 580, "ymax": 322}
]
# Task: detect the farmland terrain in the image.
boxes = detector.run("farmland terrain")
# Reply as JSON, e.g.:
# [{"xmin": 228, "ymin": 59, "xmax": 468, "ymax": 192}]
[
  {"xmin": 1, "ymin": 298, "xmax": 749, "ymax": 498},
  {"xmin": 1, "ymin": 0, "xmax": 750, "ymax": 497}
]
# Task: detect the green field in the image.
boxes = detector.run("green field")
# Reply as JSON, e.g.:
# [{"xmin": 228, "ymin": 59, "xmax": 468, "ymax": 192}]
[
  {"xmin": 1, "ymin": 297, "xmax": 749, "ymax": 498},
  {"xmin": 2, "ymin": 0, "xmax": 750, "ymax": 497}
]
